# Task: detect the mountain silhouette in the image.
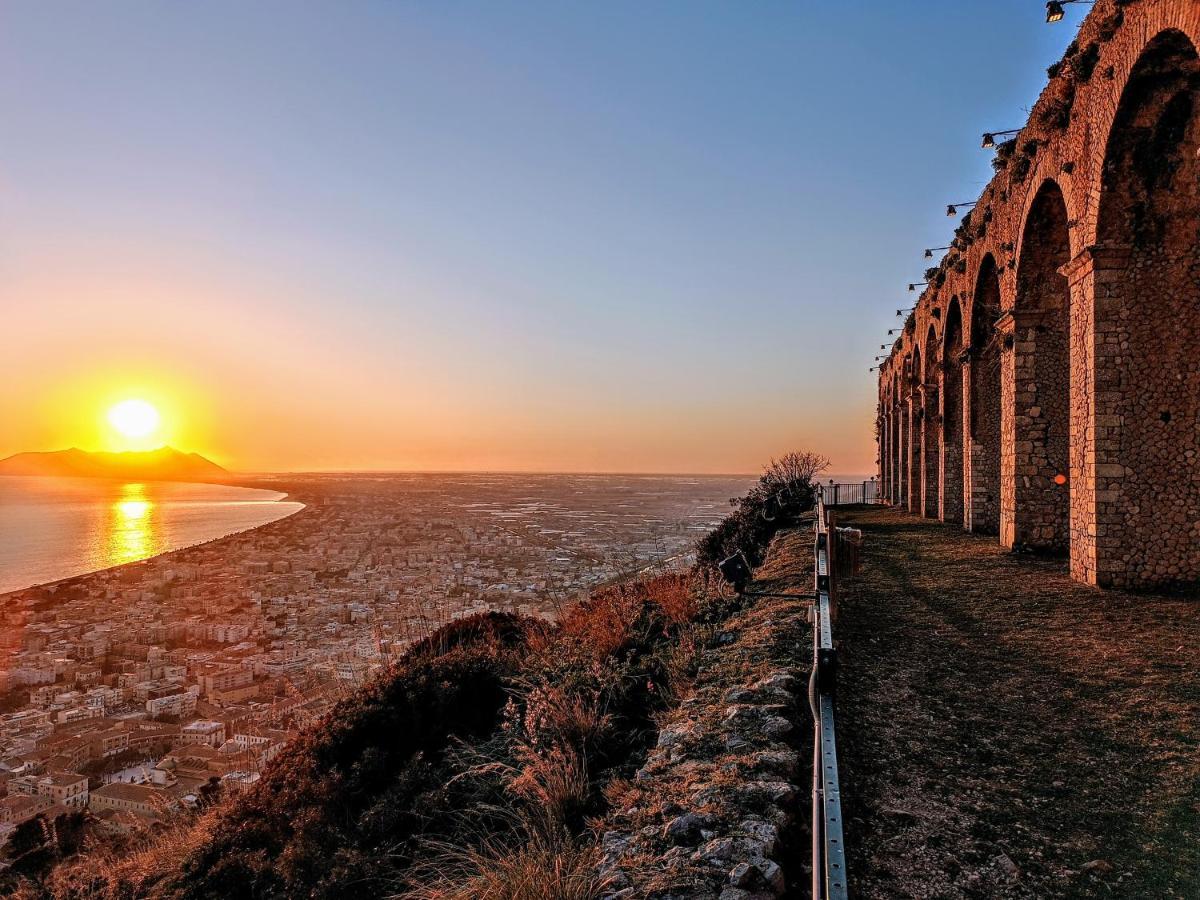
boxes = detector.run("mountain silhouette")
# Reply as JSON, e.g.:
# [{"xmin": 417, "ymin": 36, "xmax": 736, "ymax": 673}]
[{"xmin": 0, "ymin": 447, "xmax": 230, "ymax": 483}]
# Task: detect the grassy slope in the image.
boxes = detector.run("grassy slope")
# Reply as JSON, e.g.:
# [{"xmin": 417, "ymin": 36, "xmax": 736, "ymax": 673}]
[{"xmin": 834, "ymin": 507, "xmax": 1199, "ymax": 899}]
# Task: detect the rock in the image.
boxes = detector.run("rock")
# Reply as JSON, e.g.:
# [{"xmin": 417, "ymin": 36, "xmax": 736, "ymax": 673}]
[
  {"xmin": 996, "ymin": 853, "xmax": 1021, "ymax": 878},
  {"xmin": 1081, "ymin": 859, "xmax": 1114, "ymax": 873},
  {"xmin": 657, "ymin": 723, "xmax": 693, "ymax": 749},
  {"xmin": 728, "ymin": 862, "xmax": 755, "ymax": 888},
  {"xmin": 718, "ymin": 890, "xmax": 752, "ymax": 900},
  {"xmin": 665, "ymin": 813, "xmax": 706, "ymax": 845},
  {"xmin": 761, "ymin": 716, "xmax": 794, "ymax": 739},
  {"xmin": 758, "ymin": 858, "xmax": 786, "ymax": 894},
  {"xmin": 697, "ymin": 837, "xmax": 735, "ymax": 865},
  {"xmin": 743, "ymin": 780, "xmax": 797, "ymax": 806},
  {"xmin": 740, "ymin": 819, "xmax": 780, "ymax": 857},
  {"xmin": 755, "ymin": 672, "xmax": 798, "ymax": 693}
]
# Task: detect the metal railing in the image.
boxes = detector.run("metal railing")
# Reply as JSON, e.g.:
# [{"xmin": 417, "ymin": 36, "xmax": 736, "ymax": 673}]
[
  {"xmin": 822, "ymin": 480, "xmax": 880, "ymax": 506},
  {"xmin": 810, "ymin": 489, "xmax": 849, "ymax": 900}
]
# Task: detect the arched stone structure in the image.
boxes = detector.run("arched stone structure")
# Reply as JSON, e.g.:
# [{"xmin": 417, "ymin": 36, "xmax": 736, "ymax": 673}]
[
  {"xmin": 1089, "ymin": 28, "xmax": 1200, "ymax": 586},
  {"xmin": 921, "ymin": 325, "xmax": 940, "ymax": 517},
  {"xmin": 941, "ymin": 299, "xmax": 965, "ymax": 524},
  {"xmin": 966, "ymin": 257, "xmax": 1003, "ymax": 535},
  {"xmin": 910, "ymin": 346, "xmax": 924, "ymax": 514},
  {"xmin": 1005, "ymin": 179, "xmax": 1072, "ymax": 553},
  {"xmin": 876, "ymin": 0, "xmax": 1200, "ymax": 588}
]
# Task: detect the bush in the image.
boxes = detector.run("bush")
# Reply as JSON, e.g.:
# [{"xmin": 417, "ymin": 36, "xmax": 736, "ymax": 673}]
[{"xmin": 696, "ymin": 451, "xmax": 828, "ymax": 571}]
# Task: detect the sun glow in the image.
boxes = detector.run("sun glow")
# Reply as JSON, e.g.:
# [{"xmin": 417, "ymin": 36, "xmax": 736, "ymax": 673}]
[{"xmin": 107, "ymin": 399, "xmax": 162, "ymax": 446}]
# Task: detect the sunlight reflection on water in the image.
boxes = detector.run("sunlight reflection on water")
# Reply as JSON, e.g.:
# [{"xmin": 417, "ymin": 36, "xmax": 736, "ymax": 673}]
[{"xmin": 108, "ymin": 483, "xmax": 165, "ymax": 566}]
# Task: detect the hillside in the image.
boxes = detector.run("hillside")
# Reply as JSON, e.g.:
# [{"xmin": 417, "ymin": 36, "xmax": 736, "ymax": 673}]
[
  {"xmin": 0, "ymin": 447, "xmax": 229, "ymax": 483},
  {"xmin": 7, "ymin": 458, "xmax": 821, "ymax": 900}
]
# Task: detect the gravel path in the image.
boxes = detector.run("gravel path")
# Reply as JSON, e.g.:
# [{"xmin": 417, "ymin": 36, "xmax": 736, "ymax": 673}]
[{"xmin": 832, "ymin": 506, "xmax": 1199, "ymax": 899}]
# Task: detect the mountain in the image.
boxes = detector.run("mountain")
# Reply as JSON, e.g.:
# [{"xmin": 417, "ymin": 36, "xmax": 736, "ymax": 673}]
[{"xmin": 0, "ymin": 447, "xmax": 230, "ymax": 483}]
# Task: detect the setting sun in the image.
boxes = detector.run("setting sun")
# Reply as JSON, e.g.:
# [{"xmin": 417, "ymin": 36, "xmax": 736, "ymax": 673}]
[{"xmin": 107, "ymin": 398, "xmax": 161, "ymax": 442}]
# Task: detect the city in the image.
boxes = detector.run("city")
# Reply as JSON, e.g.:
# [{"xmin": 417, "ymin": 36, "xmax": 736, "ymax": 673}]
[{"xmin": 0, "ymin": 473, "xmax": 748, "ymax": 842}]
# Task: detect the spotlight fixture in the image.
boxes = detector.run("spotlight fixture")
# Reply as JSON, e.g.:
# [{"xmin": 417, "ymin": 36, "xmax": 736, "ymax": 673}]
[
  {"xmin": 896, "ymin": 307, "xmax": 915, "ymax": 317},
  {"xmin": 887, "ymin": 329, "xmax": 899, "ymax": 335},
  {"xmin": 946, "ymin": 201, "xmax": 978, "ymax": 217},
  {"xmin": 1045, "ymin": 1, "xmax": 1092, "ymax": 24},
  {"xmin": 908, "ymin": 282, "xmax": 928, "ymax": 292},
  {"xmin": 924, "ymin": 246, "xmax": 950, "ymax": 259},
  {"xmin": 981, "ymin": 129, "xmax": 1020, "ymax": 149}
]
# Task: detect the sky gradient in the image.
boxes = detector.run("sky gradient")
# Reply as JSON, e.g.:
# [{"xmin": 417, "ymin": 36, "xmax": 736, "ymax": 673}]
[{"xmin": 1, "ymin": 2, "xmax": 1080, "ymax": 474}]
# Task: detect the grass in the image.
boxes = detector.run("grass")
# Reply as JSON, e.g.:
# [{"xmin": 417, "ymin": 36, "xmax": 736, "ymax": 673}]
[{"xmin": 833, "ymin": 507, "xmax": 1199, "ymax": 899}]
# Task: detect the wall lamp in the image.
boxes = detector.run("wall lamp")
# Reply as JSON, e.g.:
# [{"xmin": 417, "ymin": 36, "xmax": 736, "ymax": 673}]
[
  {"xmin": 924, "ymin": 246, "xmax": 950, "ymax": 258},
  {"xmin": 981, "ymin": 129, "xmax": 1020, "ymax": 148},
  {"xmin": 896, "ymin": 307, "xmax": 915, "ymax": 317},
  {"xmin": 1046, "ymin": 1, "xmax": 1093, "ymax": 24},
  {"xmin": 887, "ymin": 328, "xmax": 899, "ymax": 336},
  {"xmin": 946, "ymin": 201, "xmax": 978, "ymax": 217},
  {"xmin": 908, "ymin": 282, "xmax": 927, "ymax": 292}
]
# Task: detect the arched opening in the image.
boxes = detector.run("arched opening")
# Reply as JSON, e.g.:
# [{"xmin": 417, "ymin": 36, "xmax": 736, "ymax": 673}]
[
  {"xmin": 1093, "ymin": 29, "xmax": 1200, "ymax": 585},
  {"xmin": 1011, "ymin": 180, "xmax": 1072, "ymax": 553},
  {"xmin": 899, "ymin": 355, "xmax": 912, "ymax": 509},
  {"xmin": 910, "ymin": 346, "xmax": 923, "ymax": 514},
  {"xmin": 892, "ymin": 386, "xmax": 902, "ymax": 505},
  {"xmin": 922, "ymin": 325, "xmax": 940, "ymax": 518},
  {"xmin": 941, "ymin": 299, "xmax": 965, "ymax": 523},
  {"xmin": 968, "ymin": 256, "xmax": 1002, "ymax": 534}
]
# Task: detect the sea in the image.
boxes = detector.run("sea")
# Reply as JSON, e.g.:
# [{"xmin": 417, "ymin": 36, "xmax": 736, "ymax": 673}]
[{"xmin": 0, "ymin": 476, "xmax": 303, "ymax": 595}]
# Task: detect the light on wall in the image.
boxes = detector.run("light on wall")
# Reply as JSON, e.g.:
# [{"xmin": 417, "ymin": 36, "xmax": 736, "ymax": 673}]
[
  {"xmin": 1045, "ymin": 0, "xmax": 1093, "ymax": 24},
  {"xmin": 981, "ymin": 129, "xmax": 1020, "ymax": 149},
  {"xmin": 924, "ymin": 246, "xmax": 950, "ymax": 259},
  {"xmin": 946, "ymin": 201, "xmax": 978, "ymax": 217}
]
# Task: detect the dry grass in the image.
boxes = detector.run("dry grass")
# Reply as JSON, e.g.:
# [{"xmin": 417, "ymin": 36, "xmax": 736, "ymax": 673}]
[
  {"xmin": 834, "ymin": 507, "xmax": 1200, "ymax": 898},
  {"xmin": 395, "ymin": 829, "xmax": 609, "ymax": 900}
]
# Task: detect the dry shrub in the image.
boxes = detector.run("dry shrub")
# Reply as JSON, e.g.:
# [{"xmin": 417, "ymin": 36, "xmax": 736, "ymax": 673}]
[
  {"xmin": 554, "ymin": 584, "xmax": 646, "ymax": 661},
  {"xmin": 396, "ymin": 828, "xmax": 608, "ymax": 900},
  {"xmin": 647, "ymin": 574, "xmax": 696, "ymax": 626},
  {"xmin": 520, "ymin": 685, "xmax": 611, "ymax": 756},
  {"xmin": 28, "ymin": 810, "xmax": 218, "ymax": 899},
  {"xmin": 508, "ymin": 744, "xmax": 590, "ymax": 834}
]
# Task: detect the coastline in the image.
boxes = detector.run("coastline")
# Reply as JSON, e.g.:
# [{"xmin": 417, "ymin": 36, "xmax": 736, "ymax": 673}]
[{"xmin": 0, "ymin": 478, "xmax": 306, "ymax": 598}]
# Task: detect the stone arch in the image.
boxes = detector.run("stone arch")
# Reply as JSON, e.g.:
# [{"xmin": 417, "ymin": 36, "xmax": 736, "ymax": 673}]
[
  {"xmin": 898, "ymin": 354, "xmax": 912, "ymax": 509},
  {"xmin": 941, "ymin": 298, "xmax": 965, "ymax": 524},
  {"xmin": 1088, "ymin": 28, "xmax": 1200, "ymax": 586},
  {"xmin": 967, "ymin": 256, "xmax": 1002, "ymax": 534},
  {"xmin": 921, "ymin": 324, "xmax": 940, "ymax": 518},
  {"xmin": 909, "ymin": 345, "xmax": 923, "ymax": 513},
  {"xmin": 891, "ymin": 371, "xmax": 903, "ymax": 506},
  {"xmin": 1005, "ymin": 179, "xmax": 1072, "ymax": 553}
]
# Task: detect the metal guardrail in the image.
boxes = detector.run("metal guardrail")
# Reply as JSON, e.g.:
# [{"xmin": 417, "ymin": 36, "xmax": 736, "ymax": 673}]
[
  {"xmin": 821, "ymin": 479, "xmax": 881, "ymax": 506},
  {"xmin": 811, "ymin": 489, "xmax": 849, "ymax": 900}
]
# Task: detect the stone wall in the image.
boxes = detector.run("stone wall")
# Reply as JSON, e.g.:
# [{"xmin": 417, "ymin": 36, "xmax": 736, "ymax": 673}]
[{"xmin": 877, "ymin": 0, "xmax": 1200, "ymax": 589}]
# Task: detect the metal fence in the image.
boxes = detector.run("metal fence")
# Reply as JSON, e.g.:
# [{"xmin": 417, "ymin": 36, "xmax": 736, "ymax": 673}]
[
  {"xmin": 821, "ymin": 479, "xmax": 880, "ymax": 506},
  {"xmin": 810, "ymin": 490, "xmax": 849, "ymax": 900}
]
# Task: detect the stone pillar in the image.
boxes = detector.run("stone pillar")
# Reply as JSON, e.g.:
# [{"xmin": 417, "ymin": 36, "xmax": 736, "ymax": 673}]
[
  {"xmin": 921, "ymin": 383, "xmax": 939, "ymax": 518},
  {"xmin": 939, "ymin": 361, "xmax": 965, "ymax": 524},
  {"xmin": 906, "ymin": 395, "xmax": 920, "ymax": 514},
  {"xmin": 1062, "ymin": 245, "xmax": 1130, "ymax": 586},
  {"xmin": 997, "ymin": 312, "xmax": 1019, "ymax": 549},
  {"xmin": 999, "ymin": 308, "xmax": 1071, "ymax": 552},
  {"xmin": 898, "ymin": 403, "xmax": 909, "ymax": 509}
]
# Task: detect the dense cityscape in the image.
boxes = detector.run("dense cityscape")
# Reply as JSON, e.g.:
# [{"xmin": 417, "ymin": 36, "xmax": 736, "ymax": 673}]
[{"xmin": 0, "ymin": 473, "xmax": 749, "ymax": 843}]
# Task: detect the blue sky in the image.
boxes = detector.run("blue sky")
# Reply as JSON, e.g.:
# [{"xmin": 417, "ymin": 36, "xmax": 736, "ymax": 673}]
[{"xmin": 0, "ymin": 1, "xmax": 1081, "ymax": 473}]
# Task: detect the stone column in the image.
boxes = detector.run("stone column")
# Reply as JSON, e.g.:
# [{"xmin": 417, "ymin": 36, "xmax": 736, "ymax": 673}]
[
  {"xmin": 997, "ymin": 312, "xmax": 1019, "ymax": 549},
  {"xmin": 920, "ymin": 383, "xmax": 939, "ymax": 518},
  {"xmin": 1061, "ymin": 245, "xmax": 1128, "ymax": 586},
  {"xmin": 907, "ymin": 395, "xmax": 920, "ymax": 513}
]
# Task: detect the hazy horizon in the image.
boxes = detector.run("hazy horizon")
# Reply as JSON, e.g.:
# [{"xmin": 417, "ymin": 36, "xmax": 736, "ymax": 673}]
[{"xmin": 1, "ymin": 2, "xmax": 1077, "ymax": 474}]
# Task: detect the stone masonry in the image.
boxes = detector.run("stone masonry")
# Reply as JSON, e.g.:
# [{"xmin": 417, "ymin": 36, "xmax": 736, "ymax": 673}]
[{"xmin": 877, "ymin": 0, "xmax": 1200, "ymax": 588}]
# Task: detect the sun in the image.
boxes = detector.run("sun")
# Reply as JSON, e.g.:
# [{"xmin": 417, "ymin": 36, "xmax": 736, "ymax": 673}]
[{"xmin": 107, "ymin": 399, "xmax": 161, "ymax": 441}]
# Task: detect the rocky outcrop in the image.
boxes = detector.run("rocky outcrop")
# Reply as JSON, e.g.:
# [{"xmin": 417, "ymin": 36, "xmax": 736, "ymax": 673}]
[{"xmin": 596, "ymin": 528, "xmax": 813, "ymax": 899}]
